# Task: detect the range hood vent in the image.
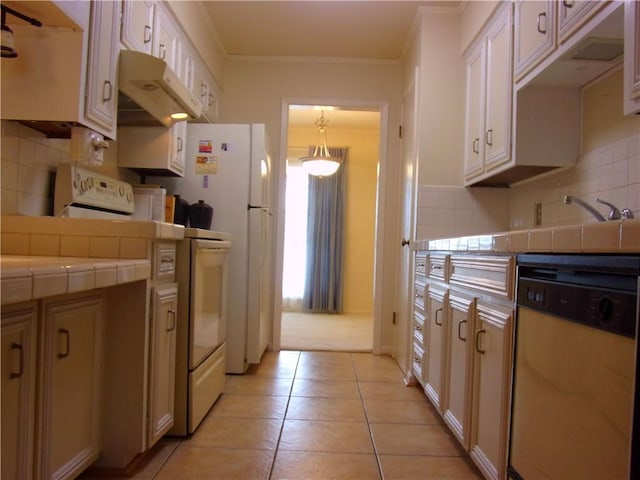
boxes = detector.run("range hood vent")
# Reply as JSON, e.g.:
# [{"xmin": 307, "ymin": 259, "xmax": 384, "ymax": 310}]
[{"xmin": 118, "ymin": 50, "xmax": 202, "ymax": 128}]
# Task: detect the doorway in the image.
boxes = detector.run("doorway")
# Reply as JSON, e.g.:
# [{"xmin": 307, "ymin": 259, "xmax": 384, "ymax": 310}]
[{"xmin": 279, "ymin": 104, "xmax": 381, "ymax": 352}]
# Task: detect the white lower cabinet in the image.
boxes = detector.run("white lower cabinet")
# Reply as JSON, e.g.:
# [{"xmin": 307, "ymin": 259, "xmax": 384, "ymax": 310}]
[
  {"xmin": 412, "ymin": 253, "xmax": 514, "ymax": 480},
  {"xmin": 424, "ymin": 284, "xmax": 448, "ymax": 412},
  {"xmin": 148, "ymin": 283, "xmax": 178, "ymax": 447},
  {"xmin": 37, "ymin": 292, "xmax": 105, "ymax": 480},
  {"xmin": 1, "ymin": 302, "xmax": 37, "ymax": 480},
  {"xmin": 442, "ymin": 292, "xmax": 476, "ymax": 450},
  {"xmin": 469, "ymin": 301, "xmax": 513, "ymax": 480}
]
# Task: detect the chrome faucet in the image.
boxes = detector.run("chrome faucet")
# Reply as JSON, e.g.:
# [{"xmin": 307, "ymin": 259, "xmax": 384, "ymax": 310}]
[
  {"xmin": 562, "ymin": 195, "xmax": 606, "ymax": 222},
  {"xmin": 596, "ymin": 198, "xmax": 621, "ymax": 220}
]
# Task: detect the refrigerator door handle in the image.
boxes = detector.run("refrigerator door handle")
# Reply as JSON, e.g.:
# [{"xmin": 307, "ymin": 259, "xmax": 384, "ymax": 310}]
[{"xmin": 247, "ymin": 204, "xmax": 271, "ymax": 215}]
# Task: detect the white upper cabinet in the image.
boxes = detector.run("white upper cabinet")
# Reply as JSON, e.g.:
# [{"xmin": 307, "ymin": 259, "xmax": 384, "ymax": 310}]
[
  {"xmin": 84, "ymin": 0, "xmax": 120, "ymax": 139},
  {"xmin": 624, "ymin": 0, "xmax": 640, "ymax": 114},
  {"xmin": 153, "ymin": 5, "xmax": 180, "ymax": 72},
  {"xmin": 514, "ymin": 0, "xmax": 557, "ymax": 80},
  {"xmin": 190, "ymin": 58, "xmax": 220, "ymax": 123},
  {"xmin": 121, "ymin": 0, "xmax": 156, "ymax": 54},
  {"xmin": 0, "ymin": 1, "xmax": 120, "ymax": 139},
  {"xmin": 557, "ymin": 0, "xmax": 608, "ymax": 43},
  {"xmin": 464, "ymin": 3, "xmax": 514, "ymax": 184}
]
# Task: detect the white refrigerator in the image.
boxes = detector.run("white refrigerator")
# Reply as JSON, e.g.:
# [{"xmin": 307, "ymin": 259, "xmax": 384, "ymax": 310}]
[{"xmin": 153, "ymin": 123, "xmax": 273, "ymax": 374}]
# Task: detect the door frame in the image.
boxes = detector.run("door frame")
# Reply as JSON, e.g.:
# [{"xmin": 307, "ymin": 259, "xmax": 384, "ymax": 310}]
[{"xmin": 272, "ymin": 98, "xmax": 390, "ymax": 354}]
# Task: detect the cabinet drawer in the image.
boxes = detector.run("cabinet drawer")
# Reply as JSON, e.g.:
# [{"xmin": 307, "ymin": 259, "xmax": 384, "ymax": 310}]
[
  {"xmin": 412, "ymin": 343, "xmax": 425, "ymax": 383},
  {"xmin": 414, "ymin": 279, "xmax": 426, "ymax": 313},
  {"xmin": 415, "ymin": 252, "xmax": 428, "ymax": 275},
  {"xmin": 413, "ymin": 310, "xmax": 425, "ymax": 348},
  {"xmin": 428, "ymin": 253, "xmax": 450, "ymax": 282},
  {"xmin": 450, "ymin": 255, "xmax": 515, "ymax": 299}
]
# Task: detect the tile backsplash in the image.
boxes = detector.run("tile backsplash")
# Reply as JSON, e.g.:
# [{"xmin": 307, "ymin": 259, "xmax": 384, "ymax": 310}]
[
  {"xmin": 1, "ymin": 120, "xmax": 137, "ymax": 217},
  {"xmin": 416, "ymin": 132, "xmax": 640, "ymax": 240}
]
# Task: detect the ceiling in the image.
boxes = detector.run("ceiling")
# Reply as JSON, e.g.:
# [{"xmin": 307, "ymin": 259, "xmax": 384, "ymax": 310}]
[
  {"xmin": 200, "ymin": 1, "xmax": 461, "ymax": 129},
  {"xmin": 200, "ymin": 1, "xmax": 461, "ymax": 60}
]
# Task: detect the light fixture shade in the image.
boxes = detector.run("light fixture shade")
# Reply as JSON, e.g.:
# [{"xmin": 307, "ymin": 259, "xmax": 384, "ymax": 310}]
[
  {"xmin": 300, "ymin": 110, "xmax": 341, "ymax": 177},
  {"xmin": 301, "ymin": 156, "xmax": 341, "ymax": 176}
]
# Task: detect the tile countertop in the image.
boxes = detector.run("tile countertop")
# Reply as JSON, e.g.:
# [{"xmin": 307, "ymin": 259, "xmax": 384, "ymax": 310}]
[
  {"xmin": 413, "ymin": 219, "xmax": 640, "ymax": 253},
  {"xmin": 1, "ymin": 215, "xmax": 185, "ymax": 258},
  {"xmin": 1, "ymin": 255, "xmax": 151, "ymax": 305}
]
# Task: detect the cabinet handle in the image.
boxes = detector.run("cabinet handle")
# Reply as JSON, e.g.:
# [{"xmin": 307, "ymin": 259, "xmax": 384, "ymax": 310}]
[
  {"xmin": 144, "ymin": 25, "xmax": 152, "ymax": 44},
  {"xmin": 417, "ymin": 262, "xmax": 425, "ymax": 268},
  {"xmin": 457, "ymin": 319, "xmax": 467, "ymax": 342},
  {"xmin": 159, "ymin": 43, "xmax": 166, "ymax": 60},
  {"xmin": 563, "ymin": 0, "xmax": 574, "ymax": 7},
  {"xmin": 431, "ymin": 264, "xmax": 442, "ymax": 271},
  {"xmin": 208, "ymin": 93, "xmax": 215, "ymax": 107},
  {"xmin": 537, "ymin": 12, "xmax": 547, "ymax": 34},
  {"xmin": 57, "ymin": 328, "xmax": 70, "ymax": 359},
  {"xmin": 102, "ymin": 80, "xmax": 112, "ymax": 102},
  {"xmin": 401, "ymin": 238, "xmax": 410, "ymax": 247},
  {"xmin": 200, "ymin": 83, "xmax": 207, "ymax": 98},
  {"xmin": 435, "ymin": 307, "xmax": 443, "ymax": 326},
  {"xmin": 472, "ymin": 137, "xmax": 479, "ymax": 154},
  {"xmin": 10, "ymin": 342, "xmax": 24, "ymax": 379},
  {"xmin": 167, "ymin": 309, "xmax": 176, "ymax": 332},
  {"xmin": 415, "ymin": 324, "xmax": 423, "ymax": 332},
  {"xmin": 177, "ymin": 137, "xmax": 183, "ymax": 153},
  {"xmin": 485, "ymin": 129, "xmax": 493, "ymax": 146},
  {"xmin": 475, "ymin": 329, "xmax": 486, "ymax": 354}
]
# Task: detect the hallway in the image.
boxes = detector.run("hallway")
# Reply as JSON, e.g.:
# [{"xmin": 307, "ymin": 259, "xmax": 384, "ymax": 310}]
[{"xmin": 85, "ymin": 351, "xmax": 481, "ymax": 479}]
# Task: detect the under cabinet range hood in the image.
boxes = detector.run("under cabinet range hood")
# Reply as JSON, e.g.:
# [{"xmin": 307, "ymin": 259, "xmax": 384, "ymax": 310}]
[{"xmin": 118, "ymin": 50, "xmax": 203, "ymax": 128}]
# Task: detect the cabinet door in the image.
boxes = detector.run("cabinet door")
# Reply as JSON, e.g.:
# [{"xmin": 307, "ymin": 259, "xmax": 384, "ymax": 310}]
[
  {"xmin": 121, "ymin": 0, "xmax": 156, "ymax": 54},
  {"xmin": 514, "ymin": 0, "xmax": 556, "ymax": 80},
  {"xmin": 469, "ymin": 302, "xmax": 513, "ymax": 480},
  {"xmin": 171, "ymin": 121, "xmax": 187, "ymax": 176},
  {"xmin": 153, "ymin": 4, "xmax": 179, "ymax": 71},
  {"xmin": 484, "ymin": 4, "xmax": 513, "ymax": 171},
  {"xmin": 148, "ymin": 284, "xmax": 178, "ymax": 447},
  {"xmin": 1, "ymin": 303, "xmax": 37, "ymax": 480},
  {"xmin": 38, "ymin": 293, "xmax": 104, "ymax": 480},
  {"xmin": 442, "ymin": 293, "xmax": 475, "ymax": 450},
  {"xmin": 557, "ymin": 0, "xmax": 607, "ymax": 43},
  {"xmin": 624, "ymin": 0, "xmax": 640, "ymax": 115},
  {"xmin": 84, "ymin": 0, "xmax": 120, "ymax": 139},
  {"xmin": 424, "ymin": 284, "xmax": 448, "ymax": 412},
  {"xmin": 464, "ymin": 41, "xmax": 486, "ymax": 180}
]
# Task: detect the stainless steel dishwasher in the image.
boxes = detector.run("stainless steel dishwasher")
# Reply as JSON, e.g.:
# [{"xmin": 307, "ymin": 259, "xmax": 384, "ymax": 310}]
[{"xmin": 508, "ymin": 255, "xmax": 639, "ymax": 480}]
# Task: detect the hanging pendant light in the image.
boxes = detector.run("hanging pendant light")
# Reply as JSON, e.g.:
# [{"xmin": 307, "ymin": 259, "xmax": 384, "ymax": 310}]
[{"xmin": 300, "ymin": 110, "xmax": 341, "ymax": 176}]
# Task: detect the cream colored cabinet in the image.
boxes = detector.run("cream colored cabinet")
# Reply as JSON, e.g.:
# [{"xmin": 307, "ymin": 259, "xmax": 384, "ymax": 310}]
[
  {"xmin": 514, "ymin": 0, "xmax": 556, "ymax": 80},
  {"xmin": 411, "ymin": 252, "xmax": 428, "ymax": 384},
  {"xmin": 153, "ymin": 4, "xmax": 180, "ymax": 72},
  {"xmin": 121, "ymin": 0, "xmax": 156, "ymax": 54},
  {"xmin": 0, "ymin": 1, "xmax": 119, "ymax": 139},
  {"xmin": 469, "ymin": 302, "xmax": 513, "ymax": 480},
  {"xmin": 624, "ymin": 0, "xmax": 640, "ymax": 115},
  {"xmin": 464, "ymin": 3, "xmax": 514, "ymax": 184},
  {"xmin": 424, "ymin": 284, "xmax": 448, "ymax": 413},
  {"xmin": 1, "ymin": 302, "xmax": 37, "ymax": 480},
  {"xmin": 557, "ymin": 0, "xmax": 608, "ymax": 43},
  {"xmin": 148, "ymin": 283, "xmax": 178, "ymax": 447},
  {"xmin": 191, "ymin": 59, "xmax": 220, "ymax": 123},
  {"xmin": 118, "ymin": 120, "xmax": 187, "ymax": 176},
  {"xmin": 442, "ymin": 292, "xmax": 475, "ymax": 451},
  {"xmin": 37, "ymin": 292, "xmax": 104, "ymax": 480},
  {"xmin": 84, "ymin": 0, "xmax": 120, "ymax": 139}
]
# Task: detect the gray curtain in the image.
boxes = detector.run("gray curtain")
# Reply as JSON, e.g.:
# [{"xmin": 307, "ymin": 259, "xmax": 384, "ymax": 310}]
[{"xmin": 303, "ymin": 147, "xmax": 347, "ymax": 313}]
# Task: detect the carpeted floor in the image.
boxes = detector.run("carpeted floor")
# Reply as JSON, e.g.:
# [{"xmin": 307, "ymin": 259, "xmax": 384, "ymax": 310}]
[{"xmin": 280, "ymin": 312, "xmax": 374, "ymax": 352}]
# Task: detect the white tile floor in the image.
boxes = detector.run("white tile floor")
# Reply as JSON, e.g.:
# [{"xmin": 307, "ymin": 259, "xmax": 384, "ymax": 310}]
[{"xmin": 81, "ymin": 351, "xmax": 481, "ymax": 479}]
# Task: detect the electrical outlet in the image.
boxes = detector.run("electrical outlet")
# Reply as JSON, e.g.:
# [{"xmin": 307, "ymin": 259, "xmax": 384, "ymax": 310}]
[{"xmin": 535, "ymin": 203, "xmax": 543, "ymax": 226}]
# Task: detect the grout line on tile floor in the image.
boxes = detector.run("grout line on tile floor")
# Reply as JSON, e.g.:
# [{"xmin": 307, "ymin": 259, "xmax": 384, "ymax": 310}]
[{"xmin": 266, "ymin": 350, "xmax": 300, "ymax": 480}]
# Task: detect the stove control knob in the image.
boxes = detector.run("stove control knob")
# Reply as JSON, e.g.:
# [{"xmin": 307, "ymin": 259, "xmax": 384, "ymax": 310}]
[
  {"xmin": 118, "ymin": 186, "xmax": 125, "ymax": 197},
  {"xmin": 595, "ymin": 295, "xmax": 614, "ymax": 326}
]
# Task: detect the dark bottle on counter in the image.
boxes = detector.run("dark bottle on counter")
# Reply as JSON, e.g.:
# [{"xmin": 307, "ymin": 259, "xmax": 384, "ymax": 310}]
[
  {"xmin": 173, "ymin": 195, "xmax": 190, "ymax": 226},
  {"xmin": 189, "ymin": 200, "xmax": 213, "ymax": 229}
]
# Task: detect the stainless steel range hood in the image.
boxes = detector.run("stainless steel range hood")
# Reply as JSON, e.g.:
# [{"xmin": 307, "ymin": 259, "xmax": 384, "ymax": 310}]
[{"xmin": 118, "ymin": 50, "xmax": 202, "ymax": 127}]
